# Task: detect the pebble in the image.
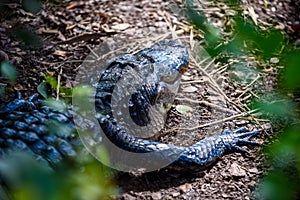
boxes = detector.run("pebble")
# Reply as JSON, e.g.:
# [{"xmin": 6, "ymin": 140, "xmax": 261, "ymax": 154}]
[
  {"xmin": 248, "ymin": 167, "xmax": 259, "ymax": 174},
  {"xmin": 152, "ymin": 192, "xmax": 162, "ymax": 200},
  {"xmin": 271, "ymin": 7, "xmax": 276, "ymax": 12},
  {"xmin": 171, "ymin": 192, "xmax": 181, "ymax": 197}
]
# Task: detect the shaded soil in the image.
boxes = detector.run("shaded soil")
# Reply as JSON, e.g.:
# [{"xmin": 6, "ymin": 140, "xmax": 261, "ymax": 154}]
[{"xmin": 0, "ymin": 0, "xmax": 298, "ymax": 199}]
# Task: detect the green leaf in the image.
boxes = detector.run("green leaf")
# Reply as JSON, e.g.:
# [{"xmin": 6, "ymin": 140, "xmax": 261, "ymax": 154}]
[
  {"xmin": 37, "ymin": 82, "xmax": 51, "ymax": 99},
  {"xmin": 175, "ymin": 105, "xmax": 193, "ymax": 115},
  {"xmin": 1, "ymin": 61, "xmax": 16, "ymax": 82},
  {"xmin": 45, "ymin": 75, "xmax": 58, "ymax": 90}
]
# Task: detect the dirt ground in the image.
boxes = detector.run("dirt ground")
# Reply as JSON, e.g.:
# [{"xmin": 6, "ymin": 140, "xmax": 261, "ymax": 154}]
[{"xmin": 0, "ymin": 0, "xmax": 299, "ymax": 199}]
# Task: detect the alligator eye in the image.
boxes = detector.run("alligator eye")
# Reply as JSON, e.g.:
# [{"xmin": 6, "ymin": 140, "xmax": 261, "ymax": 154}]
[{"xmin": 179, "ymin": 63, "xmax": 188, "ymax": 74}]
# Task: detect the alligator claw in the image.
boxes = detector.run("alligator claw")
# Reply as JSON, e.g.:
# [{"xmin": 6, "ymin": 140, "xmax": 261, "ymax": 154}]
[{"xmin": 237, "ymin": 138, "xmax": 260, "ymax": 146}]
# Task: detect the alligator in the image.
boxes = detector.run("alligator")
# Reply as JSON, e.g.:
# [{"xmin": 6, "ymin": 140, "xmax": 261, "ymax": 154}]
[{"xmin": 0, "ymin": 39, "xmax": 259, "ymax": 171}]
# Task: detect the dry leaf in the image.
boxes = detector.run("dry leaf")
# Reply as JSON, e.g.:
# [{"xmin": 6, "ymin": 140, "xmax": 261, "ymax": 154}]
[
  {"xmin": 179, "ymin": 183, "xmax": 192, "ymax": 193},
  {"xmin": 182, "ymin": 85, "xmax": 198, "ymax": 93},
  {"xmin": 53, "ymin": 50, "xmax": 67, "ymax": 57},
  {"xmin": 14, "ymin": 84, "xmax": 24, "ymax": 91},
  {"xmin": 175, "ymin": 105, "xmax": 193, "ymax": 115},
  {"xmin": 111, "ymin": 23, "xmax": 130, "ymax": 31},
  {"xmin": 171, "ymin": 192, "xmax": 180, "ymax": 197},
  {"xmin": 66, "ymin": 3, "xmax": 78, "ymax": 10},
  {"xmin": 66, "ymin": 24, "xmax": 77, "ymax": 30},
  {"xmin": 181, "ymin": 74, "xmax": 192, "ymax": 81},
  {"xmin": 37, "ymin": 28, "xmax": 59, "ymax": 34},
  {"xmin": 101, "ymin": 24, "xmax": 116, "ymax": 33},
  {"xmin": 48, "ymin": 71, "xmax": 55, "ymax": 76},
  {"xmin": 248, "ymin": 167, "xmax": 259, "ymax": 174}
]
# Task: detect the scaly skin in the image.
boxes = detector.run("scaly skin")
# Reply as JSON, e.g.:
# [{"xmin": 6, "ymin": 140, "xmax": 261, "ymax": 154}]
[{"xmin": 0, "ymin": 39, "xmax": 259, "ymax": 171}]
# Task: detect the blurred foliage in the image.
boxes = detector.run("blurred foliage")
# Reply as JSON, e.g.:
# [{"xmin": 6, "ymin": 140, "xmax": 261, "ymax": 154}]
[
  {"xmin": 258, "ymin": 171, "xmax": 297, "ymax": 200},
  {"xmin": 280, "ymin": 49, "xmax": 300, "ymax": 91},
  {"xmin": 1, "ymin": 61, "xmax": 16, "ymax": 83},
  {"xmin": 186, "ymin": 0, "xmax": 285, "ymax": 60},
  {"xmin": 0, "ymin": 63, "xmax": 116, "ymax": 199},
  {"xmin": 0, "ymin": 4, "xmax": 17, "ymax": 21},
  {"xmin": 0, "ymin": 151, "xmax": 117, "ymax": 200},
  {"xmin": 253, "ymin": 95, "xmax": 296, "ymax": 125},
  {"xmin": 0, "ymin": 65, "xmax": 118, "ymax": 199},
  {"xmin": 13, "ymin": 26, "xmax": 43, "ymax": 49},
  {"xmin": 185, "ymin": 0, "xmax": 300, "ymax": 199},
  {"xmin": 0, "ymin": 61, "xmax": 17, "ymax": 96},
  {"xmin": 22, "ymin": 0, "xmax": 42, "ymax": 14}
]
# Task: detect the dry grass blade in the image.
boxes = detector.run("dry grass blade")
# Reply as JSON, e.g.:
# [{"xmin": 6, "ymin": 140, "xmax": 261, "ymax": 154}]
[
  {"xmin": 190, "ymin": 55, "xmax": 240, "ymax": 111},
  {"xmin": 176, "ymin": 97, "xmax": 237, "ymax": 114},
  {"xmin": 190, "ymin": 53, "xmax": 264, "ymax": 130},
  {"xmin": 165, "ymin": 109, "xmax": 259, "ymax": 133}
]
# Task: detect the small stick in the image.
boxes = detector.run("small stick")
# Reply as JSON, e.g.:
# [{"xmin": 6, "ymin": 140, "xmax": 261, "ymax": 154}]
[
  {"xmin": 175, "ymin": 97, "xmax": 237, "ymax": 114},
  {"xmin": 87, "ymin": 45, "xmax": 100, "ymax": 59},
  {"xmin": 238, "ymin": 74, "xmax": 260, "ymax": 98},
  {"xmin": 165, "ymin": 109, "xmax": 259, "ymax": 133},
  {"xmin": 181, "ymin": 80, "xmax": 206, "ymax": 84},
  {"xmin": 56, "ymin": 67, "xmax": 63, "ymax": 100}
]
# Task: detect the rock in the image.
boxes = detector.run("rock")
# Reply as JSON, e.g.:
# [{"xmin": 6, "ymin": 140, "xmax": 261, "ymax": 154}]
[{"xmin": 229, "ymin": 163, "xmax": 246, "ymax": 177}]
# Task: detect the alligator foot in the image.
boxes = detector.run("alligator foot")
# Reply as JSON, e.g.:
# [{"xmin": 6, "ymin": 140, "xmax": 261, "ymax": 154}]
[{"xmin": 220, "ymin": 127, "xmax": 260, "ymax": 154}]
